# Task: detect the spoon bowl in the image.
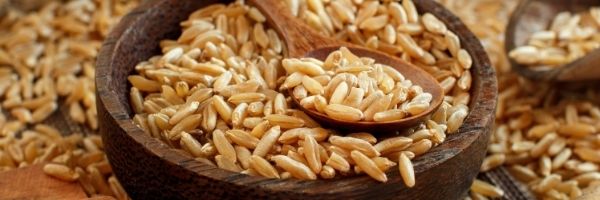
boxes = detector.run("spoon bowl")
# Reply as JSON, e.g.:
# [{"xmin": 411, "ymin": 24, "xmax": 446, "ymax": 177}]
[
  {"xmin": 289, "ymin": 46, "xmax": 444, "ymax": 133},
  {"xmin": 506, "ymin": 0, "xmax": 600, "ymax": 81},
  {"xmin": 249, "ymin": 0, "xmax": 444, "ymax": 132}
]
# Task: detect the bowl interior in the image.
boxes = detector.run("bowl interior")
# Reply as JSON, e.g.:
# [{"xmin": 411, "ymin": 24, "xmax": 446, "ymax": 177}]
[{"xmin": 96, "ymin": 0, "xmax": 497, "ymax": 198}]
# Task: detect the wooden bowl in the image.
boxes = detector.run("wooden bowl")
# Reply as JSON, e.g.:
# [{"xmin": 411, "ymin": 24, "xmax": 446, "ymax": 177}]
[
  {"xmin": 506, "ymin": 0, "xmax": 600, "ymax": 81},
  {"xmin": 96, "ymin": 0, "xmax": 497, "ymax": 199}
]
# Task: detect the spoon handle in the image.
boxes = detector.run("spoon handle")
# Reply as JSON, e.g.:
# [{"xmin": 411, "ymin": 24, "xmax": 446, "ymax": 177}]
[
  {"xmin": 248, "ymin": 0, "xmax": 341, "ymax": 57},
  {"xmin": 557, "ymin": 49, "xmax": 600, "ymax": 81}
]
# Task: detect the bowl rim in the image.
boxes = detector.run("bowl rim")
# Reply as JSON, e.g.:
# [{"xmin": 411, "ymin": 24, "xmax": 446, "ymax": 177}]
[{"xmin": 96, "ymin": 0, "xmax": 498, "ymax": 195}]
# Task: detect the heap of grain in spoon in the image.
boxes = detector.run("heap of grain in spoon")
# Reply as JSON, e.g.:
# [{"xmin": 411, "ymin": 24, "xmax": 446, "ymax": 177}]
[{"xmin": 282, "ymin": 47, "xmax": 433, "ymax": 122}]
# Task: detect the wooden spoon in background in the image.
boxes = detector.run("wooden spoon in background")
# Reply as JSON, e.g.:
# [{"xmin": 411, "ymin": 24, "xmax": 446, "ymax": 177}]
[
  {"xmin": 506, "ymin": 0, "xmax": 600, "ymax": 82},
  {"xmin": 247, "ymin": 0, "xmax": 444, "ymax": 133}
]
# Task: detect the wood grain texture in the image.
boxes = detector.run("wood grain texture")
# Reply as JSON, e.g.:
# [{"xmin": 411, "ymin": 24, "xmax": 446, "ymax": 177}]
[
  {"xmin": 0, "ymin": 164, "xmax": 87, "ymax": 200},
  {"xmin": 506, "ymin": 0, "xmax": 600, "ymax": 81},
  {"xmin": 95, "ymin": 0, "xmax": 497, "ymax": 199},
  {"xmin": 250, "ymin": 0, "xmax": 444, "ymax": 132}
]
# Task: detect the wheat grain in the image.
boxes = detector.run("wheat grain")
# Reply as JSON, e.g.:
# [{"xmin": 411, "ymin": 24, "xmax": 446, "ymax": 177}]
[
  {"xmin": 271, "ymin": 155, "xmax": 317, "ymax": 180},
  {"xmin": 231, "ymin": 103, "xmax": 249, "ymax": 128},
  {"xmin": 406, "ymin": 139, "xmax": 433, "ymax": 157},
  {"xmin": 212, "ymin": 95, "xmax": 233, "ymax": 122},
  {"xmin": 247, "ymin": 102, "xmax": 265, "ymax": 116},
  {"xmin": 471, "ymin": 179, "xmax": 505, "ymax": 198},
  {"xmin": 226, "ymin": 129, "xmax": 259, "ymax": 149},
  {"xmin": 213, "ymin": 129, "xmax": 237, "ymax": 162},
  {"xmin": 235, "ymin": 146, "xmax": 252, "ymax": 169},
  {"xmin": 363, "ymin": 95, "xmax": 392, "ymax": 121},
  {"xmin": 329, "ymin": 81, "xmax": 349, "ymax": 105},
  {"xmin": 170, "ymin": 101, "xmax": 200, "ymax": 125},
  {"xmin": 250, "ymin": 155, "xmax": 280, "ymax": 178},
  {"xmin": 359, "ymin": 15, "xmax": 388, "ymax": 31},
  {"xmin": 347, "ymin": 132, "xmax": 377, "ymax": 144},
  {"xmin": 302, "ymin": 75, "xmax": 324, "ymax": 95},
  {"xmin": 215, "ymin": 155, "xmax": 242, "ymax": 172},
  {"xmin": 480, "ymin": 154, "xmax": 506, "ymax": 172},
  {"xmin": 398, "ymin": 152, "xmax": 415, "ymax": 187},
  {"xmin": 250, "ymin": 120, "xmax": 271, "ymax": 139},
  {"xmin": 43, "ymin": 163, "xmax": 79, "ymax": 182},
  {"xmin": 422, "ymin": 13, "xmax": 446, "ymax": 34},
  {"xmin": 108, "ymin": 176, "xmax": 128, "ymax": 200},
  {"xmin": 574, "ymin": 148, "xmax": 600, "ymax": 163},
  {"xmin": 324, "ymin": 104, "xmax": 363, "ymax": 122},
  {"xmin": 264, "ymin": 114, "xmax": 304, "ymax": 129},
  {"xmin": 274, "ymin": 93, "xmax": 287, "ymax": 115},
  {"xmin": 330, "ymin": 136, "xmax": 379, "ymax": 157},
  {"xmin": 374, "ymin": 136, "xmax": 413, "ymax": 155},
  {"xmin": 303, "ymin": 135, "xmax": 322, "ymax": 173},
  {"xmin": 253, "ymin": 126, "xmax": 281, "ymax": 157},
  {"xmin": 169, "ymin": 114, "xmax": 202, "ymax": 138},
  {"xmin": 228, "ymin": 93, "xmax": 266, "ymax": 105},
  {"xmin": 350, "ymin": 150, "xmax": 387, "ymax": 182},
  {"xmin": 282, "ymin": 59, "xmax": 326, "ymax": 76}
]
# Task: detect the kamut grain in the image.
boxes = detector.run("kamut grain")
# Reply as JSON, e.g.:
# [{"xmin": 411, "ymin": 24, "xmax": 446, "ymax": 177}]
[
  {"xmin": 398, "ymin": 153, "xmax": 415, "ymax": 187},
  {"xmin": 271, "ymin": 155, "xmax": 317, "ymax": 180},
  {"xmin": 43, "ymin": 163, "xmax": 79, "ymax": 182},
  {"xmin": 350, "ymin": 150, "xmax": 387, "ymax": 182}
]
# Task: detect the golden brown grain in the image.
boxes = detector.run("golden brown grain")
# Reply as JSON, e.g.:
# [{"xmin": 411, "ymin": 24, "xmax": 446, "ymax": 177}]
[
  {"xmin": 213, "ymin": 129, "xmax": 237, "ymax": 162},
  {"xmin": 350, "ymin": 150, "xmax": 387, "ymax": 182},
  {"xmin": 253, "ymin": 126, "xmax": 281, "ymax": 157},
  {"xmin": 398, "ymin": 153, "xmax": 415, "ymax": 187},
  {"xmin": 250, "ymin": 155, "xmax": 280, "ymax": 179},
  {"xmin": 271, "ymin": 155, "xmax": 317, "ymax": 180},
  {"xmin": 43, "ymin": 163, "xmax": 79, "ymax": 182}
]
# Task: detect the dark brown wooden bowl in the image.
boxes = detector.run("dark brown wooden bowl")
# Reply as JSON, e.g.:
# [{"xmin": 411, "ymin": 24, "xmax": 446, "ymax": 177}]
[
  {"xmin": 506, "ymin": 0, "xmax": 600, "ymax": 81},
  {"xmin": 96, "ymin": 0, "xmax": 497, "ymax": 199}
]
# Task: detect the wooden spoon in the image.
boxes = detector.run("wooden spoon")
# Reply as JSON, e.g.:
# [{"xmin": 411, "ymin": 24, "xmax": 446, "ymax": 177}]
[
  {"xmin": 248, "ymin": 0, "xmax": 444, "ymax": 132},
  {"xmin": 506, "ymin": 0, "xmax": 600, "ymax": 81}
]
